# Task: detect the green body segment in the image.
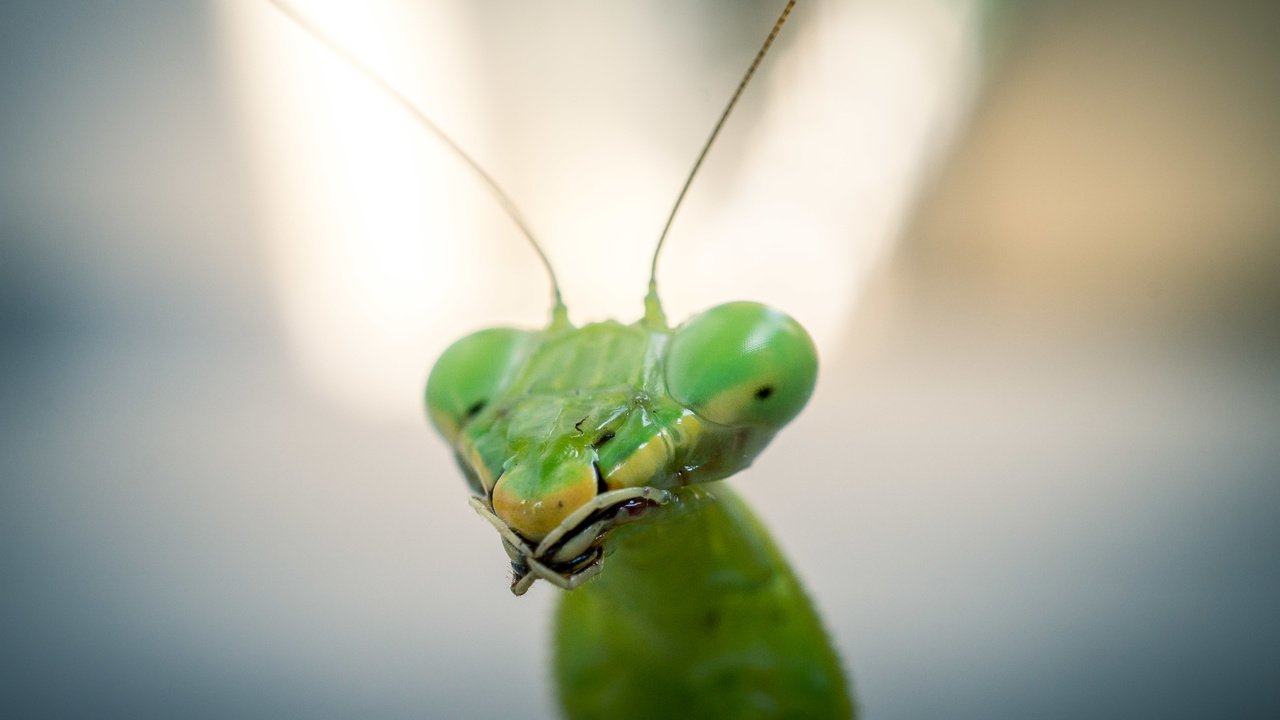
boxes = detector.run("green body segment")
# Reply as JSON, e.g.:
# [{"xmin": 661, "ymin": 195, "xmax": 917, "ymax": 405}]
[{"xmin": 555, "ymin": 484, "xmax": 854, "ymax": 719}]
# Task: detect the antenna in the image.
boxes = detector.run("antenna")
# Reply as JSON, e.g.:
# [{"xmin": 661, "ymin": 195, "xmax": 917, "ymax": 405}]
[
  {"xmin": 645, "ymin": 0, "xmax": 797, "ymax": 324},
  {"xmin": 263, "ymin": 0, "xmax": 568, "ymax": 325}
]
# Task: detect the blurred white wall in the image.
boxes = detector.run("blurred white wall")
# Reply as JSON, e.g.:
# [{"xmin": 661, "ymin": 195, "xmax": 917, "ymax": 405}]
[{"xmin": 222, "ymin": 0, "xmax": 982, "ymax": 417}]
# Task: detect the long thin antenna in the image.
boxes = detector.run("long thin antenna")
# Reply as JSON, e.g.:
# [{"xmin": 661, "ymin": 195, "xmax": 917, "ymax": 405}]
[
  {"xmin": 645, "ymin": 0, "xmax": 796, "ymax": 324},
  {"xmin": 264, "ymin": 0, "xmax": 568, "ymax": 325}
]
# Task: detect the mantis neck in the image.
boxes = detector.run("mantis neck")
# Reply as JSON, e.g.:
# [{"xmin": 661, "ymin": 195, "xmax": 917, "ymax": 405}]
[{"xmin": 554, "ymin": 483, "xmax": 854, "ymax": 719}]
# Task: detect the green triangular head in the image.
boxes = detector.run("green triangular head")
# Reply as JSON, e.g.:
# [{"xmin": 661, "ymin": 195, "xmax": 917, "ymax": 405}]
[{"xmin": 424, "ymin": 302, "xmax": 818, "ymax": 594}]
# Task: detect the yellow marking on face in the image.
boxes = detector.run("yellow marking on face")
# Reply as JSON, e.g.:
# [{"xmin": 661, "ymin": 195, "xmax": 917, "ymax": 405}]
[
  {"xmin": 671, "ymin": 411, "xmax": 705, "ymax": 445},
  {"xmin": 428, "ymin": 408, "xmax": 459, "ymax": 444},
  {"xmin": 696, "ymin": 382, "xmax": 761, "ymax": 427},
  {"xmin": 492, "ymin": 462, "xmax": 598, "ymax": 542},
  {"xmin": 602, "ymin": 430, "xmax": 672, "ymax": 489},
  {"xmin": 461, "ymin": 440, "xmax": 496, "ymax": 493}
]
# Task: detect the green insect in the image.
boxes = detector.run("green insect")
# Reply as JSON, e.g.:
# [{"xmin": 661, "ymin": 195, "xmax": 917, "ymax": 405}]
[{"xmin": 271, "ymin": 1, "xmax": 851, "ymax": 716}]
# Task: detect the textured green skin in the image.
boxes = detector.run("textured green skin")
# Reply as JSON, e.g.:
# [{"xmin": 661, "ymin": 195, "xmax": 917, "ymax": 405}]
[
  {"xmin": 555, "ymin": 484, "xmax": 854, "ymax": 719},
  {"xmin": 427, "ymin": 303, "xmax": 817, "ymax": 521}
]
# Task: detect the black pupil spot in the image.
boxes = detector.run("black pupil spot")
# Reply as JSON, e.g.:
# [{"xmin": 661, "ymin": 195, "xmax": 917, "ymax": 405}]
[
  {"xmin": 465, "ymin": 400, "xmax": 487, "ymax": 418},
  {"xmin": 754, "ymin": 386, "xmax": 774, "ymax": 400},
  {"xmin": 593, "ymin": 431, "xmax": 615, "ymax": 448}
]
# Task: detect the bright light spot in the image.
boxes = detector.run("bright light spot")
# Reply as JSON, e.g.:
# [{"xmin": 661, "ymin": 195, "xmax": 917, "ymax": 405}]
[{"xmin": 219, "ymin": 0, "xmax": 981, "ymax": 419}]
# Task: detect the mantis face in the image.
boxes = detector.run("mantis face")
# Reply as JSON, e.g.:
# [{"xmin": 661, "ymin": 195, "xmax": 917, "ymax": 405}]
[{"xmin": 426, "ymin": 302, "xmax": 818, "ymax": 594}]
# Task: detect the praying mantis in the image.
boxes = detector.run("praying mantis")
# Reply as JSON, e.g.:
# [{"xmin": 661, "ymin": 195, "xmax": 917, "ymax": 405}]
[{"xmin": 268, "ymin": 1, "xmax": 853, "ymax": 716}]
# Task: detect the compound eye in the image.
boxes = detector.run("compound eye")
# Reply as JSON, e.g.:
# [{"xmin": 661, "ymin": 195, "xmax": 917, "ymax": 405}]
[
  {"xmin": 665, "ymin": 302, "xmax": 817, "ymax": 428},
  {"xmin": 425, "ymin": 328, "xmax": 533, "ymax": 443}
]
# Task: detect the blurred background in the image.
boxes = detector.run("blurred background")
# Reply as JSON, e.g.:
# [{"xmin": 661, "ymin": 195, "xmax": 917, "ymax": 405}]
[{"xmin": 2, "ymin": 0, "xmax": 1277, "ymax": 718}]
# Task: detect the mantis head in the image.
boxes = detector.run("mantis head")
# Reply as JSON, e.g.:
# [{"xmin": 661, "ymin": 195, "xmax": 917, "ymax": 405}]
[{"xmin": 425, "ymin": 302, "xmax": 817, "ymax": 594}]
